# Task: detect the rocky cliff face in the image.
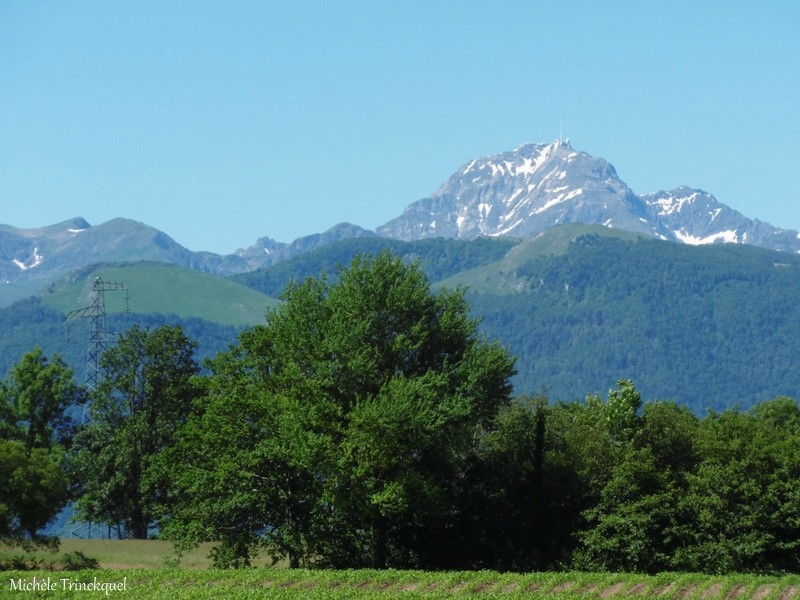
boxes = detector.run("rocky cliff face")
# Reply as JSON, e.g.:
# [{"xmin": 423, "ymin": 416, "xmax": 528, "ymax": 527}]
[
  {"xmin": 377, "ymin": 140, "xmax": 800, "ymax": 253},
  {"xmin": 376, "ymin": 141, "xmax": 651, "ymax": 240}
]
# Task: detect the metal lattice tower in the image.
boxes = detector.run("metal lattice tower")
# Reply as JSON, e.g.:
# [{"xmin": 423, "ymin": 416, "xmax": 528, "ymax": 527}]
[
  {"xmin": 67, "ymin": 277, "xmax": 129, "ymax": 393},
  {"xmin": 67, "ymin": 276, "xmax": 128, "ymax": 540}
]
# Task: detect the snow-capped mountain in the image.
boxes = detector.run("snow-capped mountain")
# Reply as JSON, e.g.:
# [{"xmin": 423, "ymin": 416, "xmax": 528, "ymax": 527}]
[
  {"xmin": 376, "ymin": 141, "xmax": 800, "ymax": 252},
  {"xmin": 0, "ymin": 217, "xmax": 244, "ymax": 306},
  {"xmin": 377, "ymin": 141, "xmax": 651, "ymax": 240},
  {"xmin": 4, "ymin": 139, "xmax": 800, "ymax": 308},
  {"xmin": 0, "ymin": 217, "xmax": 375, "ymax": 307},
  {"xmin": 641, "ymin": 187, "xmax": 800, "ymax": 252}
]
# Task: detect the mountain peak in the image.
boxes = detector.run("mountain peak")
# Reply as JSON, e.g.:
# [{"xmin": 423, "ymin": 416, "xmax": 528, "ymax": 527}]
[
  {"xmin": 377, "ymin": 141, "xmax": 800, "ymax": 253},
  {"xmin": 378, "ymin": 140, "xmax": 645, "ymax": 241},
  {"xmin": 66, "ymin": 217, "xmax": 91, "ymax": 231}
]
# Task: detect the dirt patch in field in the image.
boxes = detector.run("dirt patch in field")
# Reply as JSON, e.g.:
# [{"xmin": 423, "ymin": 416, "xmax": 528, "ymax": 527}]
[
  {"xmin": 626, "ymin": 582, "xmax": 648, "ymax": 596},
  {"xmin": 724, "ymin": 584, "xmax": 747, "ymax": 599},
  {"xmin": 399, "ymin": 583, "xmax": 418, "ymax": 592},
  {"xmin": 600, "ymin": 582, "xmax": 627, "ymax": 598},
  {"xmin": 751, "ymin": 585, "xmax": 774, "ymax": 600},
  {"xmin": 779, "ymin": 585, "xmax": 799, "ymax": 600},
  {"xmin": 550, "ymin": 581, "xmax": 576, "ymax": 593},
  {"xmin": 472, "ymin": 582, "xmax": 495, "ymax": 593},
  {"xmin": 701, "ymin": 582, "xmax": 723, "ymax": 599},
  {"xmin": 424, "ymin": 582, "xmax": 441, "ymax": 591},
  {"xmin": 578, "ymin": 583, "xmax": 599, "ymax": 595},
  {"xmin": 677, "ymin": 583, "xmax": 698, "ymax": 599},
  {"xmin": 652, "ymin": 582, "xmax": 676, "ymax": 597}
]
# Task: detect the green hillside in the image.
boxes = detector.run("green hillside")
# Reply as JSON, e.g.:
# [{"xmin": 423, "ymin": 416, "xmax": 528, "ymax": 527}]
[
  {"xmin": 0, "ymin": 262, "xmax": 278, "ymax": 379},
  {"xmin": 41, "ymin": 262, "xmax": 277, "ymax": 327},
  {"xmin": 436, "ymin": 224, "xmax": 645, "ymax": 293},
  {"xmin": 5, "ymin": 231, "xmax": 800, "ymax": 413},
  {"xmin": 232, "ymin": 236, "xmax": 519, "ymax": 296},
  {"xmin": 224, "ymin": 227, "xmax": 800, "ymax": 412},
  {"xmin": 468, "ymin": 233, "xmax": 800, "ymax": 411}
]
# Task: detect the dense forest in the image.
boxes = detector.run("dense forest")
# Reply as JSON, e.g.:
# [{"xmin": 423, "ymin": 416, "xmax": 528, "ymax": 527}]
[
  {"xmin": 471, "ymin": 234, "xmax": 800, "ymax": 411},
  {"xmin": 231, "ymin": 235, "xmax": 518, "ymax": 297},
  {"xmin": 4, "ymin": 231, "xmax": 800, "ymax": 413},
  {"xmin": 0, "ymin": 297, "xmax": 240, "ymax": 379},
  {"xmin": 2, "ymin": 251, "xmax": 798, "ymax": 574}
]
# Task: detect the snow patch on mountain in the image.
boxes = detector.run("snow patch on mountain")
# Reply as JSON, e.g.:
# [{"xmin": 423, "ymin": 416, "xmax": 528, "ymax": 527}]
[
  {"xmin": 377, "ymin": 142, "xmax": 800, "ymax": 254},
  {"xmin": 654, "ymin": 191, "xmax": 699, "ymax": 216},
  {"xmin": 377, "ymin": 140, "xmax": 656, "ymax": 241},
  {"xmin": 674, "ymin": 229, "xmax": 739, "ymax": 245},
  {"xmin": 13, "ymin": 248, "xmax": 44, "ymax": 270}
]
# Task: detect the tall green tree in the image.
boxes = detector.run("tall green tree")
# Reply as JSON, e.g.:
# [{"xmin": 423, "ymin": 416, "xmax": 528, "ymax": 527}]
[
  {"xmin": 457, "ymin": 394, "xmax": 548, "ymax": 571},
  {"xmin": 673, "ymin": 401, "xmax": 800, "ymax": 573},
  {"xmin": 0, "ymin": 348, "xmax": 82, "ymax": 547},
  {"xmin": 164, "ymin": 251, "xmax": 516, "ymax": 568},
  {"xmin": 572, "ymin": 387, "xmax": 699, "ymax": 573},
  {"xmin": 71, "ymin": 325, "xmax": 200, "ymax": 539},
  {"xmin": 0, "ymin": 347, "xmax": 84, "ymax": 452}
]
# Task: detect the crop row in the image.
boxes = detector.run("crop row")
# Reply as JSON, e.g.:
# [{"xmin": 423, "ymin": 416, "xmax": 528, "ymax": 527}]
[{"xmin": 3, "ymin": 569, "xmax": 800, "ymax": 599}]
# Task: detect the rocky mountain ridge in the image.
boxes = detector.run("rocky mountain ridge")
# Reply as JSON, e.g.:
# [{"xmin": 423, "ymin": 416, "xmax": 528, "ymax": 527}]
[
  {"xmin": 376, "ymin": 140, "xmax": 800, "ymax": 251},
  {"xmin": 3, "ymin": 140, "xmax": 798, "ymax": 307}
]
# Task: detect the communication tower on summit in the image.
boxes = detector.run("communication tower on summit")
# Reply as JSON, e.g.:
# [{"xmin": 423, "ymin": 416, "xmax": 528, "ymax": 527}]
[{"xmin": 67, "ymin": 276, "xmax": 129, "ymax": 395}]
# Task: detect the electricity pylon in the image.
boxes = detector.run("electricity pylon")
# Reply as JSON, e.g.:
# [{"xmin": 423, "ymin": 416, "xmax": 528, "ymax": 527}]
[
  {"xmin": 67, "ymin": 276, "xmax": 129, "ymax": 394},
  {"xmin": 66, "ymin": 276, "xmax": 128, "ymax": 539}
]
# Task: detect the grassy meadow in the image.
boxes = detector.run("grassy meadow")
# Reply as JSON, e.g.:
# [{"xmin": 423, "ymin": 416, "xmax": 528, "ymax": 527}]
[
  {"xmin": 41, "ymin": 262, "xmax": 277, "ymax": 327},
  {"xmin": 2, "ymin": 541, "xmax": 799, "ymax": 598}
]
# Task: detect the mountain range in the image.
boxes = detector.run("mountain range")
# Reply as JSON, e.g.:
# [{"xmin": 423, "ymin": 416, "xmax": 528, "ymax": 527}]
[
  {"xmin": 3, "ymin": 140, "xmax": 800, "ymax": 411},
  {"xmin": 3, "ymin": 139, "xmax": 799, "ymax": 308},
  {"xmin": 377, "ymin": 141, "xmax": 800, "ymax": 251}
]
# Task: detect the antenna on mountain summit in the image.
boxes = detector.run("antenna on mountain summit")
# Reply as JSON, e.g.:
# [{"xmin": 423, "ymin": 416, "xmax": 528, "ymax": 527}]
[{"xmin": 557, "ymin": 122, "xmax": 570, "ymax": 147}]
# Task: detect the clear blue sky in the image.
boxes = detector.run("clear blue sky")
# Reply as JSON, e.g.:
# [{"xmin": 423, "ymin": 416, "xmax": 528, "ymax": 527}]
[{"xmin": 2, "ymin": 1, "xmax": 798, "ymax": 254}]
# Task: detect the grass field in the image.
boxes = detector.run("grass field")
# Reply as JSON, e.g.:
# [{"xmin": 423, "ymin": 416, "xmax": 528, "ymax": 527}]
[
  {"xmin": 0, "ymin": 539, "xmax": 279, "ymax": 570},
  {"xmin": 41, "ymin": 262, "xmax": 277, "ymax": 327},
  {"xmin": 2, "ymin": 541, "xmax": 799, "ymax": 598}
]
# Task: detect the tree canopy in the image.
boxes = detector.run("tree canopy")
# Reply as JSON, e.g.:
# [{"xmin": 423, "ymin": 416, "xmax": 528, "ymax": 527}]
[
  {"xmin": 0, "ymin": 348, "xmax": 81, "ymax": 548},
  {"xmin": 71, "ymin": 325, "xmax": 200, "ymax": 539},
  {"xmin": 163, "ymin": 251, "xmax": 517, "ymax": 568},
  {"xmin": 3, "ymin": 249, "xmax": 799, "ymax": 575}
]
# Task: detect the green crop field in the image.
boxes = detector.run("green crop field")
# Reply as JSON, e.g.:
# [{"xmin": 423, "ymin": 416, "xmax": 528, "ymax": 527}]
[
  {"xmin": 2, "ymin": 542, "xmax": 799, "ymax": 599},
  {"xmin": 3, "ymin": 567, "xmax": 799, "ymax": 598}
]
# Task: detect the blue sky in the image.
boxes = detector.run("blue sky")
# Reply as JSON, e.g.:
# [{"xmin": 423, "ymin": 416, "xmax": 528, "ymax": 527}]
[{"xmin": 2, "ymin": 1, "xmax": 798, "ymax": 254}]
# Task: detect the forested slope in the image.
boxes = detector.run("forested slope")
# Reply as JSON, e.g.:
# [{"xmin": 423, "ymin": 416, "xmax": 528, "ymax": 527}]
[
  {"xmin": 232, "ymin": 236, "xmax": 518, "ymax": 297},
  {"xmin": 4, "ymin": 231, "xmax": 800, "ymax": 412},
  {"xmin": 0, "ymin": 297, "xmax": 240, "ymax": 378},
  {"xmin": 470, "ymin": 234, "xmax": 800, "ymax": 411}
]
